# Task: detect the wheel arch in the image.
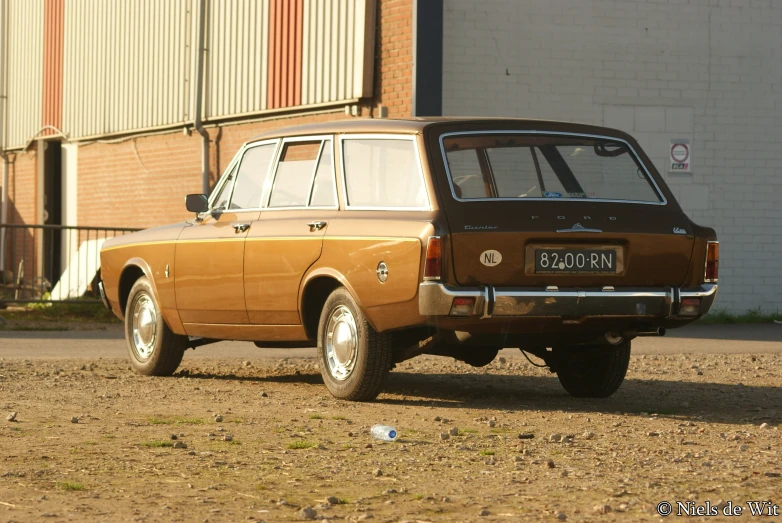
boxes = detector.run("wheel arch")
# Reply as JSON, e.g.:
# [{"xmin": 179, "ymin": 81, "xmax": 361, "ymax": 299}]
[
  {"xmin": 299, "ymin": 268, "xmax": 371, "ymax": 340},
  {"xmin": 117, "ymin": 258, "xmax": 158, "ymax": 320}
]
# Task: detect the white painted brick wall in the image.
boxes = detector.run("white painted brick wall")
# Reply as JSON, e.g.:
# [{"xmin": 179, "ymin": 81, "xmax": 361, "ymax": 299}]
[{"xmin": 442, "ymin": 0, "xmax": 782, "ymax": 314}]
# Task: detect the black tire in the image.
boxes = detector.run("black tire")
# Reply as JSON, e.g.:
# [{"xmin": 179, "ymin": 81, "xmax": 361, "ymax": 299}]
[
  {"xmin": 455, "ymin": 346, "xmax": 500, "ymax": 367},
  {"xmin": 124, "ymin": 276, "xmax": 187, "ymax": 376},
  {"xmin": 555, "ymin": 340, "xmax": 631, "ymax": 398},
  {"xmin": 316, "ymin": 287, "xmax": 392, "ymax": 401}
]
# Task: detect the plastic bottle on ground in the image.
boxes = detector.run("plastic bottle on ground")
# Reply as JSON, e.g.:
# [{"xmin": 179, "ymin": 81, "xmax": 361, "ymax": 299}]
[{"xmin": 370, "ymin": 424, "xmax": 397, "ymax": 441}]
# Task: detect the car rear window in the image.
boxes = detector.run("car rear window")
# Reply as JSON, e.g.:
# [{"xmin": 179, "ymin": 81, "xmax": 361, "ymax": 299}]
[
  {"xmin": 342, "ymin": 138, "xmax": 428, "ymax": 209},
  {"xmin": 442, "ymin": 133, "xmax": 663, "ymax": 204}
]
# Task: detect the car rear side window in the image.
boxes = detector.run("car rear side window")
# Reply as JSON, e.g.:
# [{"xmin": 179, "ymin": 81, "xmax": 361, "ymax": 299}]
[
  {"xmin": 342, "ymin": 138, "xmax": 427, "ymax": 209},
  {"xmin": 229, "ymin": 143, "xmax": 277, "ymax": 210}
]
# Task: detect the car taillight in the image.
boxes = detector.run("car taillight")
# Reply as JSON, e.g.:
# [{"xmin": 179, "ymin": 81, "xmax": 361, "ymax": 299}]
[
  {"xmin": 679, "ymin": 297, "xmax": 701, "ymax": 317},
  {"xmin": 424, "ymin": 236, "xmax": 442, "ymax": 280},
  {"xmin": 704, "ymin": 241, "xmax": 719, "ymax": 282},
  {"xmin": 450, "ymin": 297, "xmax": 475, "ymax": 316}
]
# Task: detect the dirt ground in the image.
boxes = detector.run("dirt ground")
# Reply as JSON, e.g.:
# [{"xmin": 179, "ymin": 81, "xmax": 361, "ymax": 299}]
[{"xmin": 1, "ymin": 346, "xmax": 781, "ymax": 522}]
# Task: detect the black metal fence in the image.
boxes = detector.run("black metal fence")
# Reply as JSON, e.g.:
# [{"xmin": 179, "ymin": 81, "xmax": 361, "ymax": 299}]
[{"xmin": 0, "ymin": 224, "xmax": 140, "ymax": 304}]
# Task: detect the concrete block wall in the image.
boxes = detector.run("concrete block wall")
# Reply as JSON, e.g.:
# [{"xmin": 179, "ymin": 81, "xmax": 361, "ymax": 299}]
[{"xmin": 442, "ymin": 0, "xmax": 782, "ymax": 313}]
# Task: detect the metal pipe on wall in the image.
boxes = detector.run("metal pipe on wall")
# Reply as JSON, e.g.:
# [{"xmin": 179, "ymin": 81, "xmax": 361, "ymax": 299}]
[
  {"xmin": 1, "ymin": 154, "xmax": 7, "ymax": 272},
  {"xmin": 193, "ymin": 0, "xmax": 210, "ymax": 196},
  {"xmin": 1, "ymin": 0, "xmax": 7, "ymax": 272}
]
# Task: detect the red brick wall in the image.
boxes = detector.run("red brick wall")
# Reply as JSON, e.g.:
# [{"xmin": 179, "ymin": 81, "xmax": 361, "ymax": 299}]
[
  {"xmin": 375, "ymin": 0, "xmax": 413, "ymax": 117},
  {"xmin": 2, "ymin": 150, "xmax": 38, "ymax": 281}
]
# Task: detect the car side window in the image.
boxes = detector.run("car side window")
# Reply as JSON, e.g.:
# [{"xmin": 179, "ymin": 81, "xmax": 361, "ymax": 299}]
[
  {"xmin": 342, "ymin": 138, "xmax": 427, "ymax": 209},
  {"xmin": 268, "ymin": 141, "xmax": 322, "ymax": 208},
  {"xmin": 228, "ymin": 143, "xmax": 277, "ymax": 210},
  {"xmin": 308, "ymin": 140, "xmax": 336, "ymax": 207}
]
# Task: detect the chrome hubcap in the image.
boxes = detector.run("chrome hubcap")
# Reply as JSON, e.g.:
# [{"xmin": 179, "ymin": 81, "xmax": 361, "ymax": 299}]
[
  {"xmin": 325, "ymin": 305, "xmax": 358, "ymax": 381},
  {"xmin": 131, "ymin": 294, "xmax": 157, "ymax": 360}
]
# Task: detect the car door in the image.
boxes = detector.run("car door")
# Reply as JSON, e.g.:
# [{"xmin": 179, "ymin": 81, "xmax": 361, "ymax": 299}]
[
  {"xmin": 244, "ymin": 136, "xmax": 338, "ymax": 325},
  {"xmin": 175, "ymin": 140, "xmax": 279, "ymax": 325}
]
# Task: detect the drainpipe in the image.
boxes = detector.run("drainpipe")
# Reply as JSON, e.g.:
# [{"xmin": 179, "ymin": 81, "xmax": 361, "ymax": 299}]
[
  {"xmin": 193, "ymin": 0, "xmax": 210, "ymax": 195},
  {"xmin": 0, "ymin": 154, "xmax": 7, "ymax": 272}
]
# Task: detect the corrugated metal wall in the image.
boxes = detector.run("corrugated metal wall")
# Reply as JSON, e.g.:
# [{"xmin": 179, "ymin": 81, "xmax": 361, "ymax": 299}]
[
  {"xmin": 62, "ymin": 0, "xmax": 198, "ymax": 139},
  {"xmin": 301, "ymin": 0, "xmax": 373, "ymax": 106},
  {"xmin": 4, "ymin": 0, "xmax": 43, "ymax": 149},
  {"xmin": 205, "ymin": 0, "xmax": 270, "ymax": 119},
  {"xmin": 1, "ymin": 0, "xmax": 376, "ymax": 148}
]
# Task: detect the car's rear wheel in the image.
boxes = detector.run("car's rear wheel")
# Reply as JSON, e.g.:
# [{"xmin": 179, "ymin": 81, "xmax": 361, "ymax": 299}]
[
  {"xmin": 125, "ymin": 276, "xmax": 187, "ymax": 376},
  {"xmin": 555, "ymin": 340, "xmax": 631, "ymax": 398},
  {"xmin": 317, "ymin": 288, "xmax": 392, "ymax": 401}
]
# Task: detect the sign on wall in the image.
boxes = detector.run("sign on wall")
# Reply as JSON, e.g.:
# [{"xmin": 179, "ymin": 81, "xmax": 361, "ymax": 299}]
[{"xmin": 669, "ymin": 139, "xmax": 691, "ymax": 173}]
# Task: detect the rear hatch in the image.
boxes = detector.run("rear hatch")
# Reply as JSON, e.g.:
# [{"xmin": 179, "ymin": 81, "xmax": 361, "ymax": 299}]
[{"xmin": 431, "ymin": 127, "xmax": 695, "ymax": 288}]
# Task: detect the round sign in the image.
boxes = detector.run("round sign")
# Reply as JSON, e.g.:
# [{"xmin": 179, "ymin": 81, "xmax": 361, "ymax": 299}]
[
  {"xmin": 671, "ymin": 143, "xmax": 689, "ymax": 163},
  {"xmin": 480, "ymin": 250, "xmax": 502, "ymax": 267}
]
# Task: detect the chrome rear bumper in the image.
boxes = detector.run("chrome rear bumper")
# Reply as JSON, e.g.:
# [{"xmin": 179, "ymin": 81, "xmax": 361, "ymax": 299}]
[{"xmin": 419, "ymin": 282, "xmax": 718, "ymax": 319}]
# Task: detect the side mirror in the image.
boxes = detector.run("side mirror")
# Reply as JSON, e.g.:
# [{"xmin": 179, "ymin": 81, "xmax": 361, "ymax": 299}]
[{"xmin": 185, "ymin": 194, "xmax": 209, "ymax": 213}]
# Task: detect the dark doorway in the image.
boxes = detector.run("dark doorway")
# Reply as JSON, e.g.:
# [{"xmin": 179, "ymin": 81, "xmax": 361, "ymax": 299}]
[{"xmin": 42, "ymin": 140, "xmax": 62, "ymax": 289}]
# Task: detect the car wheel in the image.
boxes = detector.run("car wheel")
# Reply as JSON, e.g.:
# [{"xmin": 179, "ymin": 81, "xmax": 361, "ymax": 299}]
[
  {"xmin": 455, "ymin": 346, "xmax": 500, "ymax": 367},
  {"xmin": 125, "ymin": 276, "xmax": 187, "ymax": 376},
  {"xmin": 555, "ymin": 340, "xmax": 631, "ymax": 398},
  {"xmin": 317, "ymin": 288, "xmax": 392, "ymax": 401}
]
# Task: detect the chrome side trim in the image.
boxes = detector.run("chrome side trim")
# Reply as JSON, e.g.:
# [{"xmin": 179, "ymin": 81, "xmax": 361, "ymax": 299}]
[{"xmin": 438, "ymin": 130, "xmax": 668, "ymax": 206}]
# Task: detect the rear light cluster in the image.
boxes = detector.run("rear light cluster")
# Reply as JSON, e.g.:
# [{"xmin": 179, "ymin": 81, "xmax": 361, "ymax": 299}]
[
  {"xmin": 424, "ymin": 236, "xmax": 442, "ymax": 280},
  {"xmin": 449, "ymin": 297, "xmax": 475, "ymax": 316},
  {"xmin": 704, "ymin": 241, "xmax": 719, "ymax": 283},
  {"xmin": 678, "ymin": 297, "xmax": 701, "ymax": 317}
]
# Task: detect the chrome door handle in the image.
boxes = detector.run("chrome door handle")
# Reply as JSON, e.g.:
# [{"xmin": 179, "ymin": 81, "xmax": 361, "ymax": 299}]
[
  {"xmin": 307, "ymin": 221, "xmax": 327, "ymax": 231},
  {"xmin": 233, "ymin": 223, "xmax": 250, "ymax": 233}
]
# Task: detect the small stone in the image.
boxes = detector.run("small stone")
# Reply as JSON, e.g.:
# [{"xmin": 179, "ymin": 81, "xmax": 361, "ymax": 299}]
[
  {"xmin": 171, "ymin": 434, "xmax": 178, "ymax": 440},
  {"xmin": 298, "ymin": 505, "xmax": 317, "ymax": 520},
  {"xmin": 440, "ymin": 433, "xmax": 450, "ymax": 441},
  {"xmin": 260, "ymin": 392, "xmax": 268, "ymax": 397},
  {"xmin": 365, "ymin": 444, "xmax": 373, "ymax": 449},
  {"xmin": 488, "ymin": 420, "xmax": 496, "ymax": 428},
  {"xmin": 187, "ymin": 450, "xmax": 196, "ymax": 455},
  {"xmin": 582, "ymin": 431, "xmax": 595, "ymax": 440},
  {"xmin": 760, "ymin": 423, "xmax": 769, "ymax": 429},
  {"xmin": 223, "ymin": 435, "xmax": 233, "ymax": 442},
  {"xmin": 546, "ymin": 460, "xmax": 555, "ymax": 469},
  {"xmin": 479, "ymin": 509, "xmax": 490, "ymax": 516},
  {"xmin": 549, "ymin": 433, "xmax": 563, "ymax": 443},
  {"xmin": 179, "ymin": 433, "xmax": 185, "ymax": 437},
  {"xmin": 696, "ymin": 370, "xmax": 703, "ymax": 376},
  {"xmin": 243, "ymin": 361, "xmax": 251, "ymax": 367},
  {"xmin": 593, "ymin": 504, "xmax": 612, "ymax": 514},
  {"xmin": 214, "ymin": 415, "xmax": 223, "ymax": 422},
  {"xmin": 514, "ymin": 456, "xmax": 523, "ymax": 462},
  {"xmin": 433, "ymin": 416, "xmax": 442, "ymax": 422},
  {"xmin": 518, "ymin": 433, "xmax": 535, "ymax": 440},
  {"xmin": 647, "ymin": 431, "xmax": 659, "ymax": 437},
  {"xmin": 555, "ymin": 511, "xmax": 567, "ymax": 520},
  {"xmin": 71, "ymin": 416, "xmax": 79, "ymax": 424},
  {"xmin": 173, "ymin": 441, "xmax": 187, "ymax": 449},
  {"xmin": 449, "ymin": 427, "xmax": 459, "ymax": 436},
  {"xmin": 740, "ymin": 444, "xmax": 749, "ymax": 452},
  {"xmin": 373, "ymin": 468, "xmax": 382, "ymax": 477},
  {"xmin": 498, "ymin": 357, "xmax": 506, "ymax": 364},
  {"xmin": 326, "ymin": 496, "xmax": 340, "ymax": 505},
  {"xmin": 6, "ymin": 412, "xmax": 17, "ymax": 422},
  {"xmin": 618, "ymin": 503, "xmax": 629, "ymax": 511},
  {"xmin": 442, "ymin": 496, "xmax": 450, "ymax": 502}
]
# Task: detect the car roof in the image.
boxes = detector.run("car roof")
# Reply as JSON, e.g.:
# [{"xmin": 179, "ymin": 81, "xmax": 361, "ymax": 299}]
[{"xmin": 245, "ymin": 117, "xmax": 633, "ymax": 145}]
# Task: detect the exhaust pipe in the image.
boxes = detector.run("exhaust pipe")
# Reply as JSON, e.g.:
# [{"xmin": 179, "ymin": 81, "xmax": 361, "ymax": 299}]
[{"xmin": 626, "ymin": 327, "xmax": 666, "ymax": 337}]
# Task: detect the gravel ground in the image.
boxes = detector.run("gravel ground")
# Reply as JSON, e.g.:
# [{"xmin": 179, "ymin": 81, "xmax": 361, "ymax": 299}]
[{"xmin": 1, "ymin": 348, "xmax": 781, "ymax": 522}]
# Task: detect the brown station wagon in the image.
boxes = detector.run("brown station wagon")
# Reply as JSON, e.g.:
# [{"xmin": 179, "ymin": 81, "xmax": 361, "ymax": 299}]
[{"xmin": 99, "ymin": 118, "xmax": 719, "ymax": 401}]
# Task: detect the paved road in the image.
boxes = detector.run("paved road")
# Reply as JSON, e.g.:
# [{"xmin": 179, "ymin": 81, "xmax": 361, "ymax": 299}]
[{"xmin": 0, "ymin": 324, "xmax": 780, "ymax": 360}]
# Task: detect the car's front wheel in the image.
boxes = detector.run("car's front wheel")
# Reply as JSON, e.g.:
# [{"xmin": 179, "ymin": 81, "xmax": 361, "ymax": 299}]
[
  {"xmin": 317, "ymin": 288, "xmax": 392, "ymax": 401},
  {"xmin": 555, "ymin": 340, "xmax": 631, "ymax": 398},
  {"xmin": 125, "ymin": 276, "xmax": 187, "ymax": 376}
]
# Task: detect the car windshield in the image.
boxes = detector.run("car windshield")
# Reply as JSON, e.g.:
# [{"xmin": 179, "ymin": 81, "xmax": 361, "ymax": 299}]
[{"xmin": 441, "ymin": 134, "xmax": 663, "ymax": 203}]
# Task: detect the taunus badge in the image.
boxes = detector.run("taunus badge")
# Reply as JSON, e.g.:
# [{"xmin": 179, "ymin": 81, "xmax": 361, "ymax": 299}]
[
  {"xmin": 376, "ymin": 261, "xmax": 388, "ymax": 283},
  {"xmin": 673, "ymin": 227, "xmax": 687, "ymax": 235},
  {"xmin": 480, "ymin": 250, "xmax": 502, "ymax": 267}
]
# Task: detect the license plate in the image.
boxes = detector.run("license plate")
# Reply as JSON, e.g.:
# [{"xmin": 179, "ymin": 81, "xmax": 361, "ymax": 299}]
[{"xmin": 535, "ymin": 249, "xmax": 616, "ymax": 274}]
